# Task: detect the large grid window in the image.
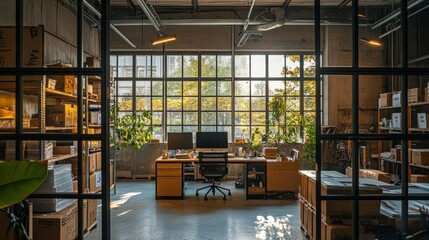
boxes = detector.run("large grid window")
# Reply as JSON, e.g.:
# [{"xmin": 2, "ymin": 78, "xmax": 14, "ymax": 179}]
[{"xmin": 111, "ymin": 53, "xmax": 317, "ymax": 142}]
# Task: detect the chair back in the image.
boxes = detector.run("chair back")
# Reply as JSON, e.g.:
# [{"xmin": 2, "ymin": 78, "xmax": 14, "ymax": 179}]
[{"xmin": 198, "ymin": 152, "xmax": 228, "ymax": 178}]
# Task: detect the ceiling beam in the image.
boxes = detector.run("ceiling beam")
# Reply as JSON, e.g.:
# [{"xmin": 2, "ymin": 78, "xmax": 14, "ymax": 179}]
[{"xmin": 126, "ymin": 0, "xmax": 138, "ymax": 15}]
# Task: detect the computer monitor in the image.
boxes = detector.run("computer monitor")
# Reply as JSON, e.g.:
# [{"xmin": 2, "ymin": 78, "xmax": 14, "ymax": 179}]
[
  {"xmin": 167, "ymin": 132, "xmax": 193, "ymax": 150},
  {"xmin": 196, "ymin": 132, "xmax": 228, "ymax": 152}
]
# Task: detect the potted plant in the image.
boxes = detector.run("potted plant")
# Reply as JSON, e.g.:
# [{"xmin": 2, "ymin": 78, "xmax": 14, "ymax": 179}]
[
  {"xmin": 0, "ymin": 160, "xmax": 48, "ymax": 240},
  {"xmin": 110, "ymin": 105, "xmax": 153, "ymax": 178},
  {"xmin": 300, "ymin": 115, "xmax": 316, "ymax": 169},
  {"xmin": 244, "ymin": 128, "xmax": 263, "ymax": 157}
]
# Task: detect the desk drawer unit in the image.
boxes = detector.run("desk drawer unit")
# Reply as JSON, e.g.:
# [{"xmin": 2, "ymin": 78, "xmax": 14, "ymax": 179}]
[
  {"xmin": 157, "ymin": 163, "xmax": 183, "ymax": 197},
  {"xmin": 267, "ymin": 161, "xmax": 299, "ymax": 192}
]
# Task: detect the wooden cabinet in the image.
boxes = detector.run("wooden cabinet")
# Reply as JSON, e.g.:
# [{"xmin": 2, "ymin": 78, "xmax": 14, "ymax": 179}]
[
  {"xmin": 267, "ymin": 160, "xmax": 299, "ymax": 192},
  {"xmin": 156, "ymin": 163, "xmax": 183, "ymax": 198}
]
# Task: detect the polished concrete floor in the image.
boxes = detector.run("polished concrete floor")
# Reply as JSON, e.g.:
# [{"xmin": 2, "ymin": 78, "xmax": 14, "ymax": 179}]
[{"xmin": 86, "ymin": 180, "xmax": 307, "ymax": 240}]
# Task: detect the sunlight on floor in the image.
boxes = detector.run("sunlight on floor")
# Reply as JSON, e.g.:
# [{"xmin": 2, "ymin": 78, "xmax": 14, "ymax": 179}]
[
  {"xmin": 255, "ymin": 214, "xmax": 294, "ymax": 240},
  {"xmin": 110, "ymin": 192, "xmax": 142, "ymax": 209},
  {"xmin": 117, "ymin": 209, "xmax": 133, "ymax": 217}
]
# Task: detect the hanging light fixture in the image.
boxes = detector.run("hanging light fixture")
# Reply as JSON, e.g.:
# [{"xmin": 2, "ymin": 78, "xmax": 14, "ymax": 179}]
[
  {"xmin": 359, "ymin": 38, "xmax": 383, "ymax": 47},
  {"xmin": 151, "ymin": 35, "xmax": 177, "ymax": 46}
]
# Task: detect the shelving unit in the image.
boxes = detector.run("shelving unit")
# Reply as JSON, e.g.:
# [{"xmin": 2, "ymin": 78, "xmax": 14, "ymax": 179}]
[{"xmin": 377, "ymin": 90, "xmax": 429, "ymax": 182}]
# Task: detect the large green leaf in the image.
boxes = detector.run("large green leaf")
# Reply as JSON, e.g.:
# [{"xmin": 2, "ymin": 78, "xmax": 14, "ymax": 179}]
[{"xmin": 0, "ymin": 161, "xmax": 48, "ymax": 209}]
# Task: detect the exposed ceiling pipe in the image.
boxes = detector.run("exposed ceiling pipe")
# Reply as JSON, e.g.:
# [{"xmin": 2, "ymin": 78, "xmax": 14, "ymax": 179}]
[
  {"xmin": 237, "ymin": 0, "xmax": 258, "ymax": 47},
  {"xmin": 135, "ymin": 0, "xmax": 165, "ymax": 35},
  {"xmin": 83, "ymin": 0, "xmax": 136, "ymax": 48},
  {"xmin": 371, "ymin": 0, "xmax": 425, "ymax": 30},
  {"xmin": 111, "ymin": 19, "xmax": 370, "ymax": 26}
]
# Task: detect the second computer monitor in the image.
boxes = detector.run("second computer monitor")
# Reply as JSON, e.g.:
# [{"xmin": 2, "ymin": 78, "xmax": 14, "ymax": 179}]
[
  {"xmin": 168, "ymin": 132, "xmax": 194, "ymax": 150},
  {"xmin": 196, "ymin": 132, "xmax": 228, "ymax": 152}
]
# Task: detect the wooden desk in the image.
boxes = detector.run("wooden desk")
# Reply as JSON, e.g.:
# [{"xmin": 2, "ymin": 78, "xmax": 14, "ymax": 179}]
[{"xmin": 155, "ymin": 156, "xmax": 267, "ymax": 200}]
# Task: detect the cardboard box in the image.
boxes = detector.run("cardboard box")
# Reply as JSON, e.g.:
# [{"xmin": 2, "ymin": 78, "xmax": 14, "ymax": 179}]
[
  {"xmin": 96, "ymin": 152, "xmax": 102, "ymax": 171},
  {"xmin": 410, "ymin": 174, "xmax": 429, "ymax": 183},
  {"xmin": 417, "ymin": 113, "xmax": 429, "ymax": 129},
  {"xmin": 89, "ymin": 171, "xmax": 102, "ymax": 192},
  {"xmin": 392, "ymin": 92, "xmax": 401, "ymax": 107},
  {"xmin": 85, "ymin": 56, "xmax": 100, "ymax": 68},
  {"xmin": 0, "ymin": 26, "xmax": 43, "ymax": 68},
  {"xmin": 89, "ymin": 112, "xmax": 101, "ymax": 124},
  {"xmin": 411, "ymin": 149, "xmax": 429, "ymax": 166},
  {"xmin": 87, "ymin": 200, "xmax": 97, "ymax": 228},
  {"xmin": 408, "ymin": 88, "xmax": 425, "ymax": 103},
  {"xmin": 89, "ymin": 153, "xmax": 97, "ymax": 173},
  {"xmin": 392, "ymin": 113, "xmax": 401, "ymax": 129},
  {"xmin": 53, "ymin": 146, "xmax": 76, "ymax": 155},
  {"xmin": 73, "ymin": 180, "xmax": 77, "ymax": 192},
  {"xmin": 426, "ymin": 88, "xmax": 429, "ymax": 102},
  {"xmin": 33, "ymin": 203, "xmax": 76, "ymax": 240},
  {"xmin": 391, "ymin": 146, "xmax": 401, "ymax": 162},
  {"xmin": 379, "ymin": 93, "xmax": 393, "ymax": 107},
  {"xmin": 262, "ymin": 147, "xmax": 278, "ymax": 159},
  {"xmin": 46, "ymin": 105, "xmax": 76, "ymax": 127}
]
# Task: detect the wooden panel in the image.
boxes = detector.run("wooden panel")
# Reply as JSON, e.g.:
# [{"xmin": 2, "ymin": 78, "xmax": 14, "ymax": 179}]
[
  {"xmin": 157, "ymin": 177, "xmax": 182, "ymax": 197},
  {"xmin": 267, "ymin": 170, "xmax": 299, "ymax": 192}
]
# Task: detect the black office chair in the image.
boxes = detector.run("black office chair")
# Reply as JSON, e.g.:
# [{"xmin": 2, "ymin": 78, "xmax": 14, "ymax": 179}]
[{"xmin": 195, "ymin": 152, "xmax": 231, "ymax": 200}]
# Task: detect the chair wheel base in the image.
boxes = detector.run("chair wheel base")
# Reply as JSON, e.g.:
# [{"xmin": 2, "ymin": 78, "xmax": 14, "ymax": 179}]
[
  {"xmin": 204, "ymin": 197, "xmax": 208, "ymax": 201},
  {"xmin": 223, "ymin": 197, "xmax": 226, "ymax": 200},
  {"xmin": 228, "ymin": 192, "xmax": 231, "ymax": 196},
  {"xmin": 196, "ymin": 193, "xmax": 199, "ymax": 196}
]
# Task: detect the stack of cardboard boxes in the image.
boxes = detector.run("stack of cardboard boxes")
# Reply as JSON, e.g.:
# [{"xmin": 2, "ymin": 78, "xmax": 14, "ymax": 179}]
[{"xmin": 299, "ymin": 171, "xmax": 386, "ymax": 240}]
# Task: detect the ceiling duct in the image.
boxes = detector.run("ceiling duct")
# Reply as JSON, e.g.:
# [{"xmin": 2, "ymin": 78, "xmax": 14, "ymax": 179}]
[
  {"xmin": 253, "ymin": 8, "xmax": 285, "ymax": 31},
  {"xmin": 237, "ymin": 30, "xmax": 262, "ymax": 47}
]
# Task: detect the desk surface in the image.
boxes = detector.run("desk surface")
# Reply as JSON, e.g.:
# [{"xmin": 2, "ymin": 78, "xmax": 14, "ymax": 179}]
[{"xmin": 156, "ymin": 156, "xmax": 267, "ymax": 163}]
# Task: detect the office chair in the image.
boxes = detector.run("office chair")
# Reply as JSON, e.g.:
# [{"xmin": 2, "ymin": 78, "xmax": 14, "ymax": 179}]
[{"xmin": 195, "ymin": 152, "xmax": 231, "ymax": 200}]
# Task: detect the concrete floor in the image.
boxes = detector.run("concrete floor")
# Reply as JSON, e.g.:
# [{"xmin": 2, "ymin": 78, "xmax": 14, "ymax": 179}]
[{"xmin": 85, "ymin": 180, "xmax": 307, "ymax": 240}]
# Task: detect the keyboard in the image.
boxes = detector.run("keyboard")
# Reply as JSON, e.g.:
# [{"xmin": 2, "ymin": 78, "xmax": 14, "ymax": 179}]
[{"xmin": 175, "ymin": 153, "xmax": 190, "ymax": 159}]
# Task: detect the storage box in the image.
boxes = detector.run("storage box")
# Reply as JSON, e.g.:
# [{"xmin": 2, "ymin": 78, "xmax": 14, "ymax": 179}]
[
  {"xmin": 89, "ymin": 112, "xmax": 101, "ymax": 124},
  {"xmin": 410, "ymin": 174, "xmax": 429, "ymax": 183},
  {"xmin": 379, "ymin": 93, "xmax": 393, "ymax": 107},
  {"xmin": 53, "ymin": 146, "xmax": 76, "ymax": 155},
  {"xmin": 95, "ymin": 152, "xmax": 102, "ymax": 171},
  {"xmin": 89, "ymin": 153, "xmax": 97, "ymax": 173},
  {"xmin": 262, "ymin": 147, "xmax": 278, "ymax": 159},
  {"xmin": 267, "ymin": 160, "xmax": 299, "ymax": 192},
  {"xmin": 46, "ymin": 78, "xmax": 57, "ymax": 90},
  {"xmin": 392, "ymin": 113, "xmax": 401, "ymax": 129},
  {"xmin": 392, "ymin": 92, "xmax": 401, "ymax": 107},
  {"xmin": 408, "ymin": 88, "xmax": 425, "ymax": 103},
  {"xmin": 0, "ymin": 26, "xmax": 43, "ymax": 68},
  {"xmin": 87, "ymin": 200, "xmax": 97, "ymax": 228},
  {"xmin": 89, "ymin": 170, "xmax": 102, "ymax": 192},
  {"xmin": 46, "ymin": 105, "xmax": 77, "ymax": 127},
  {"xmin": 426, "ymin": 88, "xmax": 429, "ymax": 102},
  {"xmin": 33, "ymin": 202, "xmax": 77, "ymax": 240},
  {"xmin": 417, "ymin": 113, "xmax": 429, "ymax": 129},
  {"xmin": 411, "ymin": 149, "xmax": 429, "ymax": 166}
]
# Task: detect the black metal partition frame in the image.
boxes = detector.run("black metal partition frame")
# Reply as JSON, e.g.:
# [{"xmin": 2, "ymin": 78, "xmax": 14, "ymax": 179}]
[
  {"xmin": 0, "ymin": 0, "xmax": 111, "ymax": 239},
  {"xmin": 315, "ymin": 0, "xmax": 429, "ymax": 239}
]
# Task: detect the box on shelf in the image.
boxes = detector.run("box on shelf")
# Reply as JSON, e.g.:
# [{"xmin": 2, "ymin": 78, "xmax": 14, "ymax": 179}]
[
  {"xmin": 95, "ymin": 152, "xmax": 102, "ymax": 171},
  {"xmin": 85, "ymin": 56, "xmax": 100, "ymax": 68},
  {"xmin": 89, "ymin": 112, "xmax": 101, "ymax": 124},
  {"xmin": 410, "ymin": 174, "xmax": 429, "ymax": 183},
  {"xmin": 408, "ymin": 88, "xmax": 425, "ymax": 103},
  {"xmin": 89, "ymin": 170, "xmax": 102, "ymax": 192},
  {"xmin": 391, "ymin": 146, "xmax": 401, "ymax": 162},
  {"xmin": 89, "ymin": 153, "xmax": 97, "ymax": 173},
  {"xmin": 392, "ymin": 92, "xmax": 401, "ymax": 107},
  {"xmin": 33, "ymin": 202, "xmax": 77, "ymax": 240},
  {"xmin": 26, "ymin": 140, "xmax": 54, "ymax": 160},
  {"xmin": 46, "ymin": 104, "xmax": 77, "ymax": 127},
  {"xmin": 411, "ymin": 149, "xmax": 429, "ymax": 166},
  {"xmin": 46, "ymin": 78, "xmax": 57, "ymax": 90},
  {"xmin": 379, "ymin": 93, "xmax": 393, "ymax": 107},
  {"xmin": 87, "ymin": 199, "xmax": 97, "ymax": 229},
  {"xmin": 417, "ymin": 113, "xmax": 429, "ymax": 129},
  {"xmin": 53, "ymin": 145, "xmax": 76, "ymax": 155},
  {"xmin": 426, "ymin": 88, "xmax": 429, "ymax": 102},
  {"xmin": 392, "ymin": 113, "xmax": 401, "ymax": 129}
]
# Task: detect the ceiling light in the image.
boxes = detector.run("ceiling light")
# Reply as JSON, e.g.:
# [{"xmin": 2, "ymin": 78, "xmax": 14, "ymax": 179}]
[
  {"xmin": 254, "ymin": 22, "xmax": 284, "ymax": 31},
  {"xmin": 358, "ymin": 13, "xmax": 366, "ymax": 18},
  {"xmin": 360, "ymin": 38, "xmax": 383, "ymax": 47},
  {"xmin": 152, "ymin": 35, "xmax": 177, "ymax": 45}
]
